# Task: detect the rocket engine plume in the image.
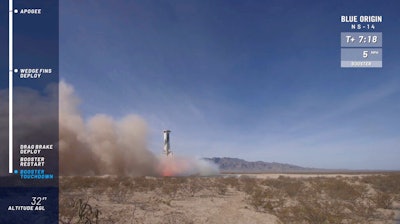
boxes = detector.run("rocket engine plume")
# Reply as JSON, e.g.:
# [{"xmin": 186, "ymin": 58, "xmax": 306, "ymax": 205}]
[{"xmin": 159, "ymin": 156, "xmax": 219, "ymax": 177}]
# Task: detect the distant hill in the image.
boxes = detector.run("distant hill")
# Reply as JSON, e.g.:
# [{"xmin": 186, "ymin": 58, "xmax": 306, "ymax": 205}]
[{"xmin": 204, "ymin": 157, "xmax": 320, "ymax": 173}]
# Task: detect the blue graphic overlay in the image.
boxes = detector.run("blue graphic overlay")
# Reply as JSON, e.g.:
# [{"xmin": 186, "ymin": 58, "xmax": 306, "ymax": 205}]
[{"xmin": 0, "ymin": 0, "xmax": 59, "ymax": 223}]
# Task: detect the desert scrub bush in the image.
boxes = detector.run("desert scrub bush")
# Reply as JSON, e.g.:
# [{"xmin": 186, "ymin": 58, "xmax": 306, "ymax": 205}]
[
  {"xmin": 263, "ymin": 176, "xmax": 304, "ymax": 198},
  {"xmin": 216, "ymin": 182, "xmax": 228, "ymax": 195},
  {"xmin": 133, "ymin": 176, "xmax": 158, "ymax": 192},
  {"xmin": 91, "ymin": 186, "xmax": 107, "ymax": 196},
  {"xmin": 185, "ymin": 178, "xmax": 204, "ymax": 197},
  {"xmin": 361, "ymin": 173, "xmax": 400, "ymax": 194},
  {"xmin": 211, "ymin": 179, "xmax": 228, "ymax": 196},
  {"xmin": 59, "ymin": 197, "xmax": 101, "ymax": 224},
  {"xmin": 349, "ymin": 200, "xmax": 378, "ymax": 222},
  {"xmin": 59, "ymin": 197, "xmax": 76, "ymax": 224},
  {"xmin": 274, "ymin": 195, "xmax": 350, "ymax": 224},
  {"xmin": 117, "ymin": 177, "xmax": 135, "ymax": 188},
  {"xmin": 161, "ymin": 178, "xmax": 182, "ymax": 198},
  {"xmin": 241, "ymin": 176, "xmax": 397, "ymax": 224},
  {"xmin": 218, "ymin": 182, "xmax": 229, "ymax": 195},
  {"xmin": 239, "ymin": 176, "xmax": 259, "ymax": 195},
  {"xmin": 219, "ymin": 176, "xmax": 240, "ymax": 189},
  {"xmin": 247, "ymin": 186, "xmax": 285, "ymax": 213},
  {"xmin": 372, "ymin": 191, "xmax": 394, "ymax": 209},
  {"xmin": 107, "ymin": 187, "xmax": 131, "ymax": 204},
  {"xmin": 276, "ymin": 197, "xmax": 394, "ymax": 224},
  {"xmin": 311, "ymin": 177, "xmax": 366, "ymax": 201},
  {"xmin": 60, "ymin": 176, "xmax": 123, "ymax": 193},
  {"xmin": 162, "ymin": 176, "xmax": 187, "ymax": 185},
  {"xmin": 60, "ymin": 177, "xmax": 96, "ymax": 192},
  {"xmin": 162, "ymin": 211, "xmax": 194, "ymax": 224}
]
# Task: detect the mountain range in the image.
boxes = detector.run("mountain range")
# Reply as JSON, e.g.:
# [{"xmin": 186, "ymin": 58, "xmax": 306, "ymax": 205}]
[{"xmin": 204, "ymin": 157, "xmax": 321, "ymax": 173}]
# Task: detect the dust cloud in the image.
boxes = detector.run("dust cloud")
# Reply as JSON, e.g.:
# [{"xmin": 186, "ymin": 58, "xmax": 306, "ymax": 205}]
[
  {"xmin": 0, "ymin": 82, "xmax": 218, "ymax": 177},
  {"xmin": 59, "ymin": 81, "xmax": 159, "ymax": 176},
  {"xmin": 59, "ymin": 81, "xmax": 219, "ymax": 177}
]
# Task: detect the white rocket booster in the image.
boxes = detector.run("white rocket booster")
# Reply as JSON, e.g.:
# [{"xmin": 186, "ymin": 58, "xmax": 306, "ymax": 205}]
[{"xmin": 163, "ymin": 130, "xmax": 172, "ymax": 156}]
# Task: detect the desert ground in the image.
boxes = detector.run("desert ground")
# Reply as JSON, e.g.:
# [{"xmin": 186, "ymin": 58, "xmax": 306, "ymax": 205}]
[{"xmin": 59, "ymin": 173, "xmax": 400, "ymax": 224}]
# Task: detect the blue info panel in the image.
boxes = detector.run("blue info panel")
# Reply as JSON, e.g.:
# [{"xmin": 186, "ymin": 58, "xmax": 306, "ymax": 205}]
[
  {"xmin": 0, "ymin": 0, "xmax": 59, "ymax": 223},
  {"xmin": 340, "ymin": 32, "xmax": 383, "ymax": 68}
]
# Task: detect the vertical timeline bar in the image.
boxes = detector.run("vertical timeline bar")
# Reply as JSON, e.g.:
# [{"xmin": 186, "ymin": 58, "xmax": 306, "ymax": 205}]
[{"xmin": 9, "ymin": 0, "xmax": 13, "ymax": 173}]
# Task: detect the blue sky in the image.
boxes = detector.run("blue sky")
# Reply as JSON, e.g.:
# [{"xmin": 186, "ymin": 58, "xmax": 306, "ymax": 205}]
[{"xmin": 60, "ymin": 0, "xmax": 400, "ymax": 170}]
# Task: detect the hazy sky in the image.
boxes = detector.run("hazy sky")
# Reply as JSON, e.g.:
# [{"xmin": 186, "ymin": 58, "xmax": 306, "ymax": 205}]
[{"xmin": 60, "ymin": 0, "xmax": 400, "ymax": 170}]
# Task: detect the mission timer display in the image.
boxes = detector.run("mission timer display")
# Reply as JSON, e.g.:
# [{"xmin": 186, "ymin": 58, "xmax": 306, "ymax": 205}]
[{"xmin": 340, "ymin": 16, "xmax": 383, "ymax": 68}]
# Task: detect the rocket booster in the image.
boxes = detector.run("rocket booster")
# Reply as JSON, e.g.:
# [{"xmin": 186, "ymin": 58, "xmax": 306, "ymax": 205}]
[{"xmin": 163, "ymin": 130, "xmax": 172, "ymax": 156}]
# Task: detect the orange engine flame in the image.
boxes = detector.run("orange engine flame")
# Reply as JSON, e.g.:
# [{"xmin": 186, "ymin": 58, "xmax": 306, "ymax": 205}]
[
  {"xmin": 159, "ymin": 157, "xmax": 190, "ymax": 176},
  {"xmin": 157, "ymin": 156, "xmax": 219, "ymax": 177}
]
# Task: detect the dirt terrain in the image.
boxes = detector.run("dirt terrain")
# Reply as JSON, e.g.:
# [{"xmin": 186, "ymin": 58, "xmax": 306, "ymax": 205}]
[{"xmin": 59, "ymin": 173, "xmax": 400, "ymax": 224}]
